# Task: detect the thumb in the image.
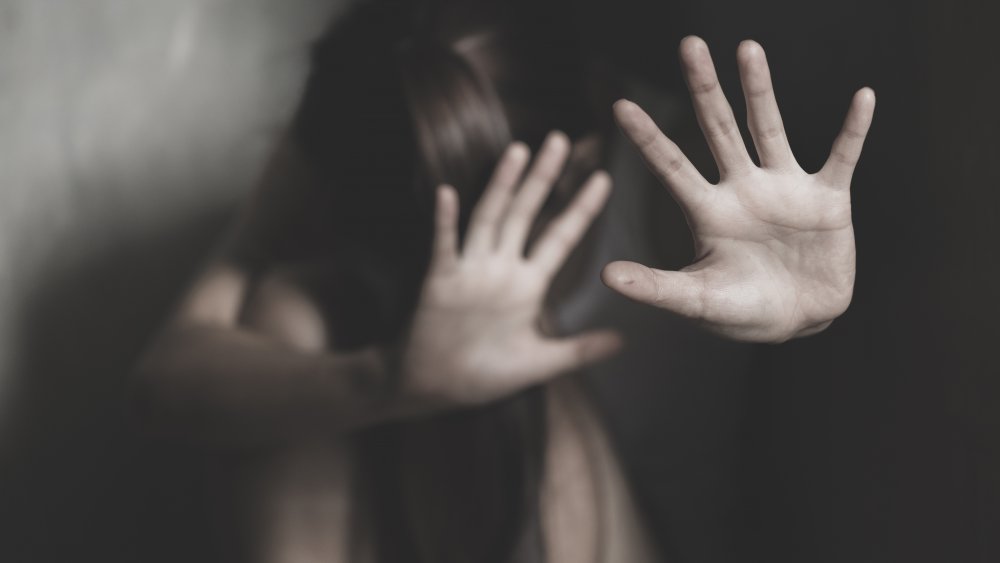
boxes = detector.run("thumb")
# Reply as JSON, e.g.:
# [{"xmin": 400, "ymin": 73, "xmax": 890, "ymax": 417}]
[
  {"xmin": 601, "ymin": 260, "xmax": 705, "ymax": 319},
  {"xmin": 528, "ymin": 330, "xmax": 624, "ymax": 381}
]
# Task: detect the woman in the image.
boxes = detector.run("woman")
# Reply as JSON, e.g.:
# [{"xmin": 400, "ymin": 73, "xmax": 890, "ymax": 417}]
[{"xmin": 134, "ymin": 0, "xmax": 874, "ymax": 561}]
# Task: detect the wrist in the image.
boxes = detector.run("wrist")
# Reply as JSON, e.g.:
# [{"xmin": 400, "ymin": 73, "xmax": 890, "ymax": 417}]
[
  {"xmin": 315, "ymin": 345, "xmax": 450, "ymax": 428},
  {"xmin": 312, "ymin": 347, "xmax": 396, "ymax": 430}
]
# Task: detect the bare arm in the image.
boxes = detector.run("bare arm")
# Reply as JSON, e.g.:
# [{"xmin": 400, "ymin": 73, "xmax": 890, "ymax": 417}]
[
  {"xmin": 132, "ymin": 143, "xmax": 395, "ymax": 446},
  {"xmin": 133, "ymin": 134, "xmax": 620, "ymax": 446}
]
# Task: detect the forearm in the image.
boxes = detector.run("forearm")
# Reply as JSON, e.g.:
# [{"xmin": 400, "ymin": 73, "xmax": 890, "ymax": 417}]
[{"xmin": 133, "ymin": 323, "xmax": 393, "ymax": 447}]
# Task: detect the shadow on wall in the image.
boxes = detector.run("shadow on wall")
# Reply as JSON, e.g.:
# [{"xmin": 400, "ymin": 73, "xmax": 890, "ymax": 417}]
[
  {"xmin": 2, "ymin": 208, "xmax": 231, "ymax": 562},
  {"xmin": 0, "ymin": 0, "xmax": 341, "ymax": 560}
]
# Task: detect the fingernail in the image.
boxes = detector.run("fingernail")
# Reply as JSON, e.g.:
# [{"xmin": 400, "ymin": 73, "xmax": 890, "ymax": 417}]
[
  {"xmin": 507, "ymin": 141, "xmax": 529, "ymax": 159},
  {"xmin": 613, "ymin": 98, "xmax": 635, "ymax": 111},
  {"xmin": 546, "ymin": 130, "xmax": 570, "ymax": 148},
  {"xmin": 592, "ymin": 169, "xmax": 612, "ymax": 185}
]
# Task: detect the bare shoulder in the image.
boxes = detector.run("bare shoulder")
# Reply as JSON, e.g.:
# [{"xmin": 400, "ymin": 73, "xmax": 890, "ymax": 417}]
[
  {"xmin": 171, "ymin": 138, "xmax": 327, "ymax": 331},
  {"xmin": 241, "ymin": 265, "xmax": 331, "ymax": 353}
]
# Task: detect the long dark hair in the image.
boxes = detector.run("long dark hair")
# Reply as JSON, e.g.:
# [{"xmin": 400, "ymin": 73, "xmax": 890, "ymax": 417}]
[{"xmin": 291, "ymin": 1, "xmax": 616, "ymax": 561}]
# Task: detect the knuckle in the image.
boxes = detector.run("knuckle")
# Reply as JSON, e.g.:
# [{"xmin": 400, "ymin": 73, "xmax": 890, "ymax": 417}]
[
  {"xmin": 831, "ymin": 149, "xmax": 857, "ymax": 166},
  {"xmin": 842, "ymin": 127, "xmax": 866, "ymax": 140},
  {"xmin": 690, "ymin": 78, "xmax": 719, "ymax": 95},
  {"xmin": 706, "ymin": 117, "xmax": 738, "ymax": 140},
  {"xmin": 745, "ymin": 84, "xmax": 772, "ymax": 99},
  {"xmin": 634, "ymin": 126, "xmax": 661, "ymax": 149},
  {"xmin": 756, "ymin": 124, "xmax": 785, "ymax": 142},
  {"xmin": 659, "ymin": 153, "xmax": 686, "ymax": 176},
  {"xmin": 645, "ymin": 142, "xmax": 686, "ymax": 177}
]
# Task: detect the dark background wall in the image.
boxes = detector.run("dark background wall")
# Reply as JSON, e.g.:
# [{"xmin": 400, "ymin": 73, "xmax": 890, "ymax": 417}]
[
  {"xmin": 588, "ymin": 1, "xmax": 1000, "ymax": 561},
  {"xmin": 0, "ymin": 1, "xmax": 338, "ymax": 560},
  {"xmin": 1, "ymin": 1, "xmax": 998, "ymax": 562}
]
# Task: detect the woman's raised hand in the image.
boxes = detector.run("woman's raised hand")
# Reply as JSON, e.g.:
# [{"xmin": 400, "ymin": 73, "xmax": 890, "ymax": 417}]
[
  {"xmin": 603, "ymin": 36, "xmax": 875, "ymax": 342},
  {"xmin": 398, "ymin": 132, "xmax": 620, "ymax": 407}
]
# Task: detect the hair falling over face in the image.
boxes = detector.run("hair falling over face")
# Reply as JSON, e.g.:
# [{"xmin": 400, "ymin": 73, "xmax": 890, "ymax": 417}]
[{"xmin": 289, "ymin": 0, "xmax": 620, "ymax": 561}]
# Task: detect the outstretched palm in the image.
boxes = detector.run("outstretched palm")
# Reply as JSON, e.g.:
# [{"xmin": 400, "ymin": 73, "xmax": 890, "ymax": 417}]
[
  {"xmin": 603, "ymin": 37, "xmax": 875, "ymax": 342},
  {"xmin": 401, "ymin": 133, "xmax": 620, "ymax": 407}
]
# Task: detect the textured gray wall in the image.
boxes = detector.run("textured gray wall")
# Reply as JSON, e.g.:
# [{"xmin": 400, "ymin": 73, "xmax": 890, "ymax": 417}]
[
  {"xmin": 0, "ymin": 0, "xmax": 340, "ymax": 421},
  {"xmin": 0, "ymin": 1, "xmax": 341, "ymax": 558}
]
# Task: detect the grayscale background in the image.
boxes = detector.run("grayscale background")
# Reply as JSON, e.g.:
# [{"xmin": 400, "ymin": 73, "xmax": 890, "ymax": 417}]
[{"xmin": 1, "ymin": 1, "xmax": 998, "ymax": 562}]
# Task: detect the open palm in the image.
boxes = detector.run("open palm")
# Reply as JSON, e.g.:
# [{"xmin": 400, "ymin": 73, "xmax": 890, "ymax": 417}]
[
  {"xmin": 603, "ymin": 37, "xmax": 875, "ymax": 342},
  {"xmin": 400, "ymin": 133, "xmax": 620, "ymax": 407}
]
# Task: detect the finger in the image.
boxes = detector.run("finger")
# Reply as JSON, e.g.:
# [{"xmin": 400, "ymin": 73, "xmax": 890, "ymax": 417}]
[
  {"xmin": 499, "ymin": 131, "xmax": 571, "ymax": 255},
  {"xmin": 465, "ymin": 142, "xmax": 531, "ymax": 255},
  {"xmin": 613, "ymin": 99, "xmax": 709, "ymax": 209},
  {"xmin": 736, "ymin": 40, "xmax": 795, "ymax": 168},
  {"xmin": 430, "ymin": 185, "xmax": 459, "ymax": 271},
  {"xmin": 530, "ymin": 170, "xmax": 612, "ymax": 278},
  {"xmin": 679, "ymin": 35, "xmax": 753, "ymax": 177},
  {"xmin": 601, "ymin": 261, "xmax": 705, "ymax": 319},
  {"xmin": 523, "ymin": 330, "xmax": 624, "ymax": 383},
  {"xmin": 819, "ymin": 87, "xmax": 876, "ymax": 187}
]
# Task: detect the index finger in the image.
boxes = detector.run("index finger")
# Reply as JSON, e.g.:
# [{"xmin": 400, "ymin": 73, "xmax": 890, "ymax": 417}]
[
  {"xmin": 529, "ymin": 170, "xmax": 613, "ymax": 278},
  {"xmin": 464, "ymin": 142, "xmax": 531, "ymax": 255},
  {"xmin": 499, "ymin": 131, "xmax": 571, "ymax": 256},
  {"xmin": 680, "ymin": 36, "xmax": 753, "ymax": 177}
]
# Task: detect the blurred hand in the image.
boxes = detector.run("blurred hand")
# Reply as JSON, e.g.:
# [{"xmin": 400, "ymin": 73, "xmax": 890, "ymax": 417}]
[
  {"xmin": 398, "ymin": 132, "xmax": 620, "ymax": 406},
  {"xmin": 603, "ymin": 36, "xmax": 875, "ymax": 342}
]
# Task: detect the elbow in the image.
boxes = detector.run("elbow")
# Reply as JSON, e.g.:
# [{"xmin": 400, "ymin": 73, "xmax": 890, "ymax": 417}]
[
  {"xmin": 127, "ymin": 330, "xmax": 208, "ymax": 442},
  {"xmin": 128, "ymin": 349, "xmax": 182, "ymax": 441}
]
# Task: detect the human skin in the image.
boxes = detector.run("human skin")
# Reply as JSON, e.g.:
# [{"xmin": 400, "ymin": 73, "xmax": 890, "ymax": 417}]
[
  {"xmin": 135, "ymin": 35, "xmax": 874, "ymax": 442},
  {"xmin": 131, "ymin": 34, "xmax": 873, "ymax": 563},
  {"xmin": 133, "ymin": 132, "xmax": 619, "ymax": 442},
  {"xmin": 133, "ymin": 133, "xmax": 636, "ymax": 562},
  {"xmin": 397, "ymin": 131, "xmax": 620, "ymax": 408},
  {"xmin": 603, "ymin": 37, "xmax": 875, "ymax": 342}
]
